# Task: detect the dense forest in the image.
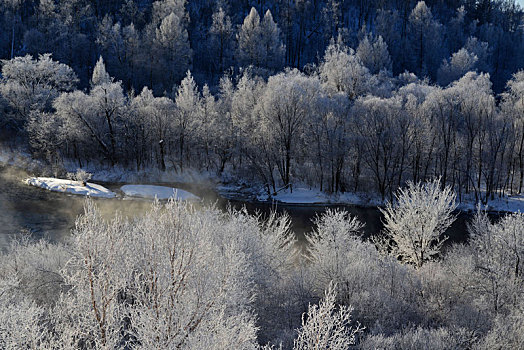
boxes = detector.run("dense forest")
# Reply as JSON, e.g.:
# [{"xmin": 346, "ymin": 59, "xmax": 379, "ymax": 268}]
[
  {"xmin": 1, "ymin": 0, "xmax": 524, "ymax": 348},
  {"xmin": 1, "ymin": 0, "xmax": 524, "ymax": 91},
  {"xmin": 2, "ymin": 0, "xmax": 524, "ymax": 201}
]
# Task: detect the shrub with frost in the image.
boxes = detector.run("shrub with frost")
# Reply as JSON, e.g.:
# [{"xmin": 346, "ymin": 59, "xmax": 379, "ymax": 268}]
[
  {"xmin": 378, "ymin": 178, "xmax": 456, "ymax": 268},
  {"xmin": 293, "ymin": 283, "xmax": 362, "ymax": 350}
]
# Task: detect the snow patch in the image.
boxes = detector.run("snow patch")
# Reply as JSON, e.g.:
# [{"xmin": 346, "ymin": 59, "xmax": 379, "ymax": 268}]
[
  {"xmin": 120, "ymin": 185, "xmax": 200, "ymax": 201},
  {"xmin": 264, "ymin": 188, "xmax": 328, "ymax": 204},
  {"xmin": 256, "ymin": 187, "xmax": 382, "ymax": 206},
  {"xmin": 458, "ymin": 194, "xmax": 524, "ymax": 213},
  {"xmin": 25, "ymin": 177, "xmax": 116, "ymax": 198}
]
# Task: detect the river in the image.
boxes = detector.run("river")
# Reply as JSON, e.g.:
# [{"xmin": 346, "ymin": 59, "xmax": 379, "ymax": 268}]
[{"xmin": 0, "ymin": 165, "xmax": 475, "ymax": 249}]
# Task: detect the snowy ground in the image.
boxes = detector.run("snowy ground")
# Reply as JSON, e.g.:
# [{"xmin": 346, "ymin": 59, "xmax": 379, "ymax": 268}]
[
  {"xmin": 245, "ymin": 186, "xmax": 382, "ymax": 206},
  {"xmin": 24, "ymin": 178, "xmax": 200, "ymax": 201},
  {"xmin": 9, "ymin": 151, "xmax": 524, "ymax": 212},
  {"xmin": 248, "ymin": 185, "xmax": 524, "ymax": 213},
  {"xmin": 458, "ymin": 194, "xmax": 524, "ymax": 213},
  {"xmin": 25, "ymin": 177, "xmax": 116, "ymax": 198},
  {"xmin": 120, "ymin": 185, "xmax": 200, "ymax": 201}
]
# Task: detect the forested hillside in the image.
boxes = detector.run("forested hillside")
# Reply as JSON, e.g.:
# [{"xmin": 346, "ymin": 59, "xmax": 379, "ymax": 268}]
[
  {"xmin": 0, "ymin": 0, "xmax": 524, "ymax": 202},
  {"xmin": 1, "ymin": 0, "xmax": 523, "ymax": 91},
  {"xmin": 1, "ymin": 0, "xmax": 524, "ymax": 201},
  {"xmin": 2, "ymin": 1, "xmax": 524, "ymax": 349},
  {"xmin": 2, "ymin": 1, "xmax": 524, "ymax": 202}
]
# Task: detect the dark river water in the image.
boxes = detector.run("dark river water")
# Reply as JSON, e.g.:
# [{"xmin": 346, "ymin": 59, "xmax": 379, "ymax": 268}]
[{"xmin": 0, "ymin": 165, "xmax": 476, "ymax": 248}]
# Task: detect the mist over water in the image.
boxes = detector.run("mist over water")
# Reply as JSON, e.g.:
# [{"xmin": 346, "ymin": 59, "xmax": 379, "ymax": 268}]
[{"xmin": 0, "ymin": 166, "xmax": 159, "ymax": 248}]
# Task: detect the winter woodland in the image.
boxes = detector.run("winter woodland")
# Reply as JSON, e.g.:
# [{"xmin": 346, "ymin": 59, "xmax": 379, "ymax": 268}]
[{"xmin": 1, "ymin": 0, "xmax": 524, "ymax": 348}]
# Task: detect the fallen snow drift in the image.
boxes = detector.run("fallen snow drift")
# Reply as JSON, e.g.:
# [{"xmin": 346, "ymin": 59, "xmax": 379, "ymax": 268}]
[
  {"xmin": 256, "ymin": 187, "xmax": 381, "ymax": 206},
  {"xmin": 25, "ymin": 177, "xmax": 116, "ymax": 198},
  {"xmin": 120, "ymin": 185, "xmax": 200, "ymax": 201},
  {"xmin": 259, "ymin": 186, "xmax": 524, "ymax": 212},
  {"xmin": 458, "ymin": 194, "xmax": 524, "ymax": 213},
  {"xmin": 264, "ymin": 188, "xmax": 328, "ymax": 204}
]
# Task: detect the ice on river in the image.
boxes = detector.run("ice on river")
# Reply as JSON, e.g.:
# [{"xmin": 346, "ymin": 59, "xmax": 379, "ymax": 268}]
[
  {"xmin": 120, "ymin": 184, "xmax": 200, "ymax": 201},
  {"xmin": 25, "ymin": 177, "xmax": 116, "ymax": 198}
]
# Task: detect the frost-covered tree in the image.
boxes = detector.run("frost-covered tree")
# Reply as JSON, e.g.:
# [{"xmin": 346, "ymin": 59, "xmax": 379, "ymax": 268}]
[
  {"xmin": 356, "ymin": 34, "xmax": 392, "ymax": 75},
  {"xmin": 305, "ymin": 209, "xmax": 423, "ymax": 333},
  {"xmin": 237, "ymin": 7, "xmax": 262, "ymax": 67},
  {"xmin": 468, "ymin": 210, "xmax": 524, "ymax": 314},
  {"xmin": 91, "ymin": 56, "xmax": 112, "ymax": 86},
  {"xmin": 260, "ymin": 9, "xmax": 285, "ymax": 70},
  {"xmin": 54, "ymin": 68, "xmax": 127, "ymax": 165},
  {"xmin": 132, "ymin": 87, "xmax": 176, "ymax": 171},
  {"xmin": 446, "ymin": 6, "xmax": 468, "ymax": 54},
  {"xmin": 352, "ymin": 95, "xmax": 406, "ymax": 198},
  {"xmin": 212, "ymin": 76, "xmax": 235, "ymax": 174},
  {"xmin": 209, "ymin": 7, "xmax": 234, "ymax": 73},
  {"xmin": 150, "ymin": 94, "xmax": 175, "ymax": 169},
  {"xmin": 174, "ymin": 71, "xmax": 200, "ymax": 170},
  {"xmin": 321, "ymin": 0, "xmax": 341, "ymax": 43},
  {"xmin": 293, "ymin": 283, "xmax": 362, "ymax": 350},
  {"xmin": 96, "ymin": 18, "xmax": 140, "ymax": 88},
  {"xmin": 0, "ymin": 295, "xmax": 53, "ymax": 350},
  {"xmin": 26, "ymin": 111, "xmax": 62, "ymax": 160},
  {"xmin": 478, "ymin": 299, "xmax": 524, "ymax": 350},
  {"xmin": 464, "ymin": 37, "xmax": 491, "ymax": 73},
  {"xmin": 151, "ymin": 0, "xmax": 187, "ymax": 25},
  {"xmin": 449, "ymin": 72, "xmax": 496, "ymax": 201},
  {"xmin": 198, "ymin": 84, "xmax": 218, "ymax": 170},
  {"xmin": 0, "ymin": 54, "xmax": 77, "ymax": 123},
  {"xmin": 422, "ymin": 83, "xmax": 461, "ymax": 187},
  {"xmin": 236, "ymin": 7, "xmax": 284, "ymax": 72},
  {"xmin": 437, "ymin": 48, "xmax": 478, "ymax": 86},
  {"xmin": 394, "ymin": 81, "xmax": 436, "ymax": 185},
  {"xmin": 255, "ymin": 69, "xmax": 320, "ymax": 188},
  {"xmin": 3, "ymin": 0, "xmax": 22, "ymax": 59},
  {"xmin": 48, "ymin": 199, "xmax": 260, "ymax": 349},
  {"xmin": 231, "ymin": 70, "xmax": 263, "ymax": 136},
  {"xmin": 306, "ymin": 91, "xmax": 350, "ymax": 193},
  {"xmin": 379, "ymin": 179, "xmax": 457, "ymax": 268},
  {"xmin": 155, "ymin": 11, "xmax": 191, "ymax": 85},
  {"xmin": 501, "ymin": 70, "xmax": 524, "ymax": 193},
  {"xmin": 0, "ymin": 237, "xmax": 69, "ymax": 346},
  {"xmin": 319, "ymin": 36, "xmax": 375, "ymax": 100},
  {"xmin": 230, "ymin": 70, "xmax": 269, "ymax": 185},
  {"xmin": 407, "ymin": 1, "xmax": 443, "ymax": 77},
  {"xmin": 306, "ymin": 209, "xmax": 365, "ymax": 294},
  {"xmin": 375, "ymin": 8, "xmax": 404, "ymax": 74}
]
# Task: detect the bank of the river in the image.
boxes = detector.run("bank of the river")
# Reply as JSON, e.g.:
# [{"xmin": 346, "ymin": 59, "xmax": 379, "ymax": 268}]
[
  {"xmin": 3, "ymin": 147, "xmax": 524, "ymax": 213},
  {"xmin": 0, "ymin": 150, "xmax": 514, "ymax": 250},
  {"xmin": 54, "ymin": 152, "xmax": 524, "ymax": 213},
  {"xmin": 0, "ymin": 163, "xmax": 478, "ymax": 254}
]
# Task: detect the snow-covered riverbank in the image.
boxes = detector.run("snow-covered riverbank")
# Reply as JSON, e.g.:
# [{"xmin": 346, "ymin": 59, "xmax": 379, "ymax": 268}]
[
  {"xmin": 220, "ymin": 183, "xmax": 524, "ymax": 214},
  {"xmin": 6, "ymin": 149, "xmax": 524, "ymax": 213},
  {"xmin": 232, "ymin": 186, "xmax": 383, "ymax": 207},
  {"xmin": 457, "ymin": 194, "xmax": 524, "ymax": 213},
  {"xmin": 25, "ymin": 177, "xmax": 203, "ymax": 202},
  {"xmin": 25, "ymin": 177, "xmax": 117, "ymax": 198}
]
